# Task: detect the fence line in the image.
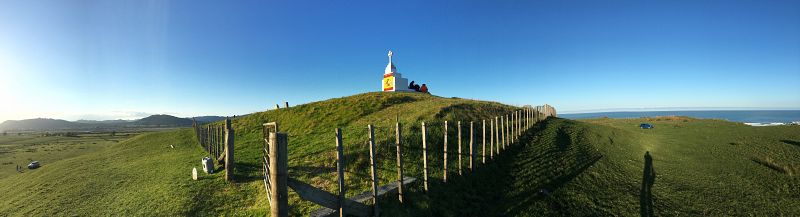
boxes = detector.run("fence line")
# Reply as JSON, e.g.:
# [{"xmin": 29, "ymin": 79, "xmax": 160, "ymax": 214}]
[
  {"xmin": 193, "ymin": 117, "xmax": 236, "ymax": 182},
  {"xmin": 262, "ymin": 104, "xmax": 557, "ymax": 217}
]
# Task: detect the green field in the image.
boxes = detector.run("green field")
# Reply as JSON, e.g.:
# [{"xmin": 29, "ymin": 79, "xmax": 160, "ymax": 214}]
[
  {"xmin": 1, "ymin": 92, "xmax": 798, "ymax": 216},
  {"xmin": 0, "ymin": 132, "xmax": 138, "ymax": 179},
  {"xmin": 385, "ymin": 117, "xmax": 800, "ymax": 216}
]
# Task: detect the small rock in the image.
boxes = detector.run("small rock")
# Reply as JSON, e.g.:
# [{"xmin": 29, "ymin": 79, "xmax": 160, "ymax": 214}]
[
  {"xmin": 170, "ymin": 145, "xmax": 174, "ymax": 149},
  {"xmin": 192, "ymin": 167, "xmax": 198, "ymax": 180}
]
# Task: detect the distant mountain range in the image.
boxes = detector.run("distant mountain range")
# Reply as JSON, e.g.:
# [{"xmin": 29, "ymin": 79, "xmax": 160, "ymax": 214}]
[{"xmin": 0, "ymin": 115, "xmax": 227, "ymax": 131}]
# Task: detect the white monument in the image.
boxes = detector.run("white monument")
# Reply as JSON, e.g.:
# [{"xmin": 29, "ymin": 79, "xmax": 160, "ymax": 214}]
[{"xmin": 381, "ymin": 50, "xmax": 411, "ymax": 92}]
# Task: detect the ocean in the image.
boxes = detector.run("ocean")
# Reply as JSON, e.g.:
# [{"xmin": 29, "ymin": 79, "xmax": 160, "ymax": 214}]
[{"xmin": 559, "ymin": 110, "xmax": 800, "ymax": 124}]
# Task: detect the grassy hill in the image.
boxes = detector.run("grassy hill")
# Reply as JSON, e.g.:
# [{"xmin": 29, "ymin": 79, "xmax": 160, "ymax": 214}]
[
  {"xmin": 132, "ymin": 114, "xmax": 194, "ymax": 127},
  {"xmin": 1, "ymin": 92, "xmax": 798, "ymax": 216},
  {"xmin": 0, "ymin": 92, "xmax": 519, "ymax": 216},
  {"xmin": 391, "ymin": 116, "xmax": 799, "ymax": 216},
  {"xmin": 0, "ymin": 114, "xmax": 201, "ymax": 132},
  {"xmin": 0, "ymin": 118, "xmax": 85, "ymax": 131}
]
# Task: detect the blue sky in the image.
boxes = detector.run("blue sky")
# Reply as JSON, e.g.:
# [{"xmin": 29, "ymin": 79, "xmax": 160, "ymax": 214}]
[{"xmin": 1, "ymin": 0, "xmax": 798, "ymax": 122}]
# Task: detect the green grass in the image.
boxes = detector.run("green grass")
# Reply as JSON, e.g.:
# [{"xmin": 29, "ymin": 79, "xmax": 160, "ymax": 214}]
[
  {"xmin": 0, "ymin": 92, "xmax": 519, "ymax": 216},
  {"xmin": 2, "ymin": 92, "xmax": 798, "ymax": 216},
  {"xmin": 0, "ymin": 132, "xmax": 138, "ymax": 179},
  {"xmin": 0, "ymin": 129, "xmax": 264, "ymax": 216},
  {"xmin": 380, "ymin": 117, "xmax": 800, "ymax": 216}
]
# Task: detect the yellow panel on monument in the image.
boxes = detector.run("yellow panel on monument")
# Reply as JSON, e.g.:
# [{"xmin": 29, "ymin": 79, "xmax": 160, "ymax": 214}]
[{"xmin": 381, "ymin": 50, "xmax": 411, "ymax": 92}]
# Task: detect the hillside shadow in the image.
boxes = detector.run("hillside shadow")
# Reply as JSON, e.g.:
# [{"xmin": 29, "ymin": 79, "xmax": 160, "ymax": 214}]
[
  {"xmin": 504, "ymin": 154, "xmax": 602, "ymax": 216},
  {"xmin": 781, "ymin": 140, "xmax": 800, "ymax": 147},
  {"xmin": 640, "ymin": 151, "xmax": 656, "ymax": 217},
  {"xmin": 500, "ymin": 118, "xmax": 605, "ymax": 216}
]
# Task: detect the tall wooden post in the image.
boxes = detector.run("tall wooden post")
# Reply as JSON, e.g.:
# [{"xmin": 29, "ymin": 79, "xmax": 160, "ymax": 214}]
[
  {"xmin": 501, "ymin": 116, "xmax": 505, "ymax": 150},
  {"xmin": 367, "ymin": 125, "xmax": 379, "ymax": 216},
  {"xmin": 469, "ymin": 121, "xmax": 473, "ymax": 171},
  {"xmin": 335, "ymin": 128, "xmax": 346, "ymax": 217},
  {"xmin": 218, "ymin": 126, "xmax": 223, "ymax": 157},
  {"xmin": 495, "ymin": 116, "xmax": 500, "ymax": 155},
  {"xmin": 215, "ymin": 126, "xmax": 219, "ymax": 157},
  {"xmin": 482, "ymin": 119, "xmax": 486, "ymax": 164},
  {"xmin": 422, "ymin": 122, "xmax": 428, "ymax": 193},
  {"xmin": 457, "ymin": 121, "xmax": 462, "ymax": 175},
  {"xmin": 224, "ymin": 118, "xmax": 235, "ymax": 182},
  {"xmin": 506, "ymin": 114, "xmax": 510, "ymax": 146},
  {"xmin": 511, "ymin": 113, "xmax": 514, "ymax": 144},
  {"xmin": 443, "ymin": 121, "xmax": 448, "ymax": 183},
  {"xmin": 395, "ymin": 122, "xmax": 404, "ymax": 203},
  {"xmin": 269, "ymin": 132, "xmax": 288, "ymax": 217},
  {"xmin": 284, "ymin": 101, "xmax": 289, "ymax": 108},
  {"xmin": 490, "ymin": 119, "xmax": 494, "ymax": 159}
]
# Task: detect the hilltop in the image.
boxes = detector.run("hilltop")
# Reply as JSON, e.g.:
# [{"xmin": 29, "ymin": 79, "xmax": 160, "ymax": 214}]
[
  {"xmin": 1, "ymin": 92, "xmax": 798, "ymax": 216},
  {"xmin": 131, "ymin": 114, "xmax": 193, "ymax": 127}
]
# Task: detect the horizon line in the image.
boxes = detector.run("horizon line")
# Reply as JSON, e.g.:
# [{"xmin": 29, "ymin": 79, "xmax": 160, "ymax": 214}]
[{"xmin": 560, "ymin": 107, "xmax": 800, "ymax": 114}]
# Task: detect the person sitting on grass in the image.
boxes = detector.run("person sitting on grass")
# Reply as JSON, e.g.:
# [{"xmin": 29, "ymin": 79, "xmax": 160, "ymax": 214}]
[{"xmin": 420, "ymin": 84, "xmax": 429, "ymax": 93}]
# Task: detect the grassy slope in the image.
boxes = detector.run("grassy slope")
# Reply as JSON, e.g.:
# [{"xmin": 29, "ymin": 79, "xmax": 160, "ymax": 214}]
[
  {"xmin": 0, "ymin": 92, "xmax": 518, "ymax": 216},
  {"xmin": 231, "ymin": 92, "xmax": 518, "ymax": 215},
  {"xmin": 391, "ymin": 117, "xmax": 799, "ymax": 216},
  {"xmin": 3, "ymin": 91, "xmax": 797, "ymax": 216},
  {"xmin": 0, "ymin": 132, "xmax": 138, "ymax": 179}
]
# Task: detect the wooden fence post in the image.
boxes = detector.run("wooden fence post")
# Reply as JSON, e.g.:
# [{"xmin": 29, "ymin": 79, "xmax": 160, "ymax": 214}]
[
  {"xmin": 218, "ymin": 126, "xmax": 221, "ymax": 157},
  {"xmin": 511, "ymin": 113, "xmax": 515, "ymax": 144},
  {"xmin": 482, "ymin": 119, "xmax": 486, "ymax": 164},
  {"xmin": 367, "ymin": 125, "xmax": 379, "ymax": 216},
  {"xmin": 215, "ymin": 126, "xmax": 219, "ymax": 157},
  {"xmin": 218, "ymin": 126, "xmax": 222, "ymax": 157},
  {"xmin": 395, "ymin": 122, "xmax": 404, "ymax": 203},
  {"xmin": 495, "ymin": 116, "xmax": 500, "ymax": 155},
  {"xmin": 469, "ymin": 121, "xmax": 473, "ymax": 171},
  {"xmin": 506, "ymin": 114, "xmax": 510, "ymax": 146},
  {"xmin": 208, "ymin": 125, "xmax": 212, "ymax": 155},
  {"xmin": 443, "ymin": 121, "xmax": 448, "ymax": 183},
  {"xmin": 335, "ymin": 128, "xmax": 346, "ymax": 217},
  {"xmin": 490, "ymin": 119, "xmax": 494, "ymax": 159},
  {"xmin": 457, "ymin": 121, "xmax": 462, "ymax": 175},
  {"xmin": 225, "ymin": 118, "xmax": 235, "ymax": 182},
  {"xmin": 500, "ymin": 116, "xmax": 505, "ymax": 151},
  {"xmin": 269, "ymin": 132, "xmax": 288, "ymax": 217},
  {"xmin": 422, "ymin": 122, "xmax": 428, "ymax": 193}
]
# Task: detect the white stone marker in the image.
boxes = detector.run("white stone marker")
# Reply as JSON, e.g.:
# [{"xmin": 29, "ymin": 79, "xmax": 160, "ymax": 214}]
[{"xmin": 192, "ymin": 167, "xmax": 198, "ymax": 180}]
